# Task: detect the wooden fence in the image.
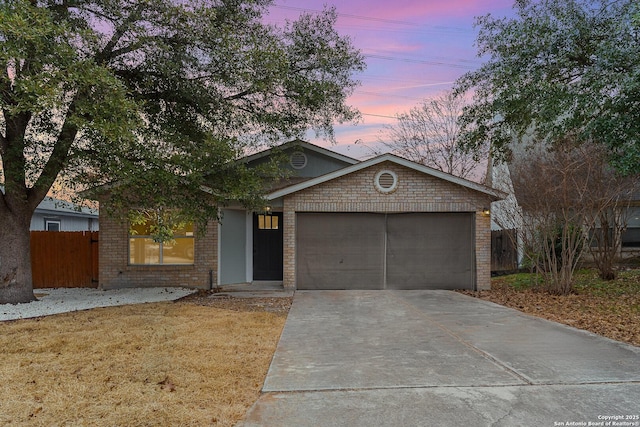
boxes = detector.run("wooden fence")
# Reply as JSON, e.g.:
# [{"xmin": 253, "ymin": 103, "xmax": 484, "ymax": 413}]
[
  {"xmin": 30, "ymin": 231, "xmax": 99, "ymax": 288},
  {"xmin": 491, "ymin": 229, "xmax": 519, "ymax": 273}
]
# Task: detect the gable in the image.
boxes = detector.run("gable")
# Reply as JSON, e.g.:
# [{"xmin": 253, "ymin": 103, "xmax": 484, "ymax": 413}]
[
  {"xmin": 244, "ymin": 140, "xmax": 358, "ymax": 179},
  {"xmin": 284, "ymin": 161, "xmax": 496, "ymax": 213},
  {"xmin": 269, "ymin": 154, "xmax": 505, "ymax": 203}
]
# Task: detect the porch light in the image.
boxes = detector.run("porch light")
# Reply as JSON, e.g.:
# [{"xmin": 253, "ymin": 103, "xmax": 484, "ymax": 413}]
[{"xmin": 482, "ymin": 207, "xmax": 491, "ymax": 216}]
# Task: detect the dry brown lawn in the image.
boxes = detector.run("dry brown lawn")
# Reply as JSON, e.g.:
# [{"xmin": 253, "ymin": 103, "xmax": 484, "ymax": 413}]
[{"xmin": 0, "ymin": 297, "xmax": 290, "ymax": 426}]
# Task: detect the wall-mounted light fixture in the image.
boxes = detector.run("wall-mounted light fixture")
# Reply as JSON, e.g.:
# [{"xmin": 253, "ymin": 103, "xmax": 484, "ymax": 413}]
[{"xmin": 482, "ymin": 207, "xmax": 491, "ymax": 216}]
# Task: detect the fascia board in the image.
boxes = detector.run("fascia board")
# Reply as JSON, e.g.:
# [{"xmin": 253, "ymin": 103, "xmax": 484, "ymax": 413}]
[
  {"xmin": 266, "ymin": 154, "xmax": 507, "ymax": 201},
  {"xmin": 241, "ymin": 140, "xmax": 359, "ymax": 165}
]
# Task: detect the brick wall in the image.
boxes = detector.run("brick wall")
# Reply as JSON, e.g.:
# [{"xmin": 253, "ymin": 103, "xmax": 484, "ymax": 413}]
[
  {"xmin": 98, "ymin": 206, "xmax": 217, "ymax": 290},
  {"xmin": 282, "ymin": 162, "xmax": 494, "ymax": 290}
]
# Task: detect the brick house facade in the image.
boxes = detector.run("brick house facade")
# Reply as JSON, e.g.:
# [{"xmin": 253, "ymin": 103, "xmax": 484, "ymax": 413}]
[
  {"xmin": 97, "ymin": 142, "xmax": 503, "ymax": 291},
  {"xmin": 278, "ymin": 160, "xmax": 496, "ymax": 290},
  {"xmin": 99, "ymin": 213, "xmax": 217, "ymax": 290}
]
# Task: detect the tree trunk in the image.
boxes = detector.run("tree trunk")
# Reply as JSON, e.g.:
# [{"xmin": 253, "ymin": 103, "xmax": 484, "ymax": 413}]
[{"xmin": 0, "ymin": 208, "xmax": 36, "ymax": 304}]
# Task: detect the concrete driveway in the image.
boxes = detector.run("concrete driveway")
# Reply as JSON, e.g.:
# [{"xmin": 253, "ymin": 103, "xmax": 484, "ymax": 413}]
[{"xmin": 241, "ymin": 290, "xmax": 640, "ymax": 426}]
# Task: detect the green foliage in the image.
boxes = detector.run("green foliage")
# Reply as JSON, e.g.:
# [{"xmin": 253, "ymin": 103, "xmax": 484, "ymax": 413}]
[
  {"xmin": 128, "ymin": 209, "xmax": 189, "ymax": 243},
  {"xmin": 0, "ymin": 0, "xmax": 365, "ymax": 224},
  {"xmin": 496, "ymin": 268, "xmax": 640, "ymax": 298},
  {"xmin": 492, "ymin": 272, "xmax": 537, "ymax": 291},
  {"xmin": 455, "ymin": 0, "xmax": 640, "ymax": 173},
  {"xmin": 571, "ymin": 269, "xmax": 640, "ymax": 299}
]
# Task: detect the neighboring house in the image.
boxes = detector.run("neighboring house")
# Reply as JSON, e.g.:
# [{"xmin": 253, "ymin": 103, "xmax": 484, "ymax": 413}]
[
  {"xmin": 485, "ymin": 155, "xmax": 525, "ymax": 270},
  {"xmin": 31, "ymin": 197, "xmax": 99, "ymax": 231},
  {"xmin": 97, "ymin": 140, "xmax": 505, "ymax": 291},
  {"xmin": 0, "ymin": 185, "xmax": 98, "ymax": 231},
  {"xmin": 487, "ymin": 152, "xmax": 640, "ymax": 266},
  {"xmin": 621, "ymin": 190, "xmax": 640, "ymax": 251}
]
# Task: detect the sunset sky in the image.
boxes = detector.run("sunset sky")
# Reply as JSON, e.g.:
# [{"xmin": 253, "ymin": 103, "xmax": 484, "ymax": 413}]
[{"xmin": 264, "ymin": 0, "xmax": 516, "ymax": 159}]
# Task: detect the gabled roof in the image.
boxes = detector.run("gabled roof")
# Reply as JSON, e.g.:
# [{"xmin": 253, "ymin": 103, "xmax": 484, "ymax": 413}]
[
  {"xmin": 35, "ymin": 197, "xmax": 99, "ymax": 218},
  {"xmin": 1, "ymin": 186, "xmax": 98, "ymax": 216},
  {"xmin": 266, "ymin": 153, "xmax": 507, "ymax": 201},
  {"xmin": 241, "ymin": 139, "xmax": 359, "ymax": 165},
  {"xmin": 0, "ymin": 185, "xmax": 98, "ymax": 218}
]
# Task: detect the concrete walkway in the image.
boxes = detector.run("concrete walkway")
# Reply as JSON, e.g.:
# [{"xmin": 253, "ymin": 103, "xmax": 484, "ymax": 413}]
[{"xmin": 241, "ymin": 290, "xmax": 640, "ymax": 426}]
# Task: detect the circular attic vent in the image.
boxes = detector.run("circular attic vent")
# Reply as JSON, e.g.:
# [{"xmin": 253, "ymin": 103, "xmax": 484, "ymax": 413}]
[
  {"xmin": 290, "ymin": 151, "xmax": 307, "ymax": 169},
  {"xmin": 375, "ymin": 170, "xmax": 398, "ymax": 193}
]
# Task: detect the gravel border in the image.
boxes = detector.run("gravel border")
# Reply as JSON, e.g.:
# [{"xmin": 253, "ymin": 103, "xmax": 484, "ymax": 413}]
[{"xmin": 0, "ymin": 287, "xmax": 197, "ymax": 321}]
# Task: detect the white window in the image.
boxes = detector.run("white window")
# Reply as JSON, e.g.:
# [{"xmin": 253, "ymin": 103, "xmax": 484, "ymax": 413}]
[{"xmin": 45, "ymin": 219, "xmax": 61, "ymax": 231}]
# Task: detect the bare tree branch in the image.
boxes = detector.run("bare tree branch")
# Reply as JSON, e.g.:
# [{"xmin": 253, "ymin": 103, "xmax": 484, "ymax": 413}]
[
  {"xmin": 376, "ymin": 90, "xmax": 487, "ymax": 180},
  {"xmin": 493, "ymin": 138, "xmax": 639, "ymax": 293}
]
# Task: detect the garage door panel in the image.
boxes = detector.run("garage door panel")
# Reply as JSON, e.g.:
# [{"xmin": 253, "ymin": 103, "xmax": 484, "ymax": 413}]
[
  {"xmin": 297, "ymin": 213, "xmax": 385, "ymax": 290},
  {"xmin": 386, "ymin": 213, "xmax": 474, "ymax": 290},
  {"xmin": 296, "ymin": 212, "xmax": 475, "ymax": 290}
]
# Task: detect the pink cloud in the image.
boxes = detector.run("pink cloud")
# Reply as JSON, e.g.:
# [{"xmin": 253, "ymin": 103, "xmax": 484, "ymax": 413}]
[{"xmin": 267, "ymin": 1, "xmax": 516, "ymax": 160}]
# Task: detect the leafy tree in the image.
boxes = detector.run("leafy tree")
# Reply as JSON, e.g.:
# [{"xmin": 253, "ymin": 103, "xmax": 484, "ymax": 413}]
[
  {"xmin": 376, "ymin": 91, "xmax": 487, "ymax": 180},
  {"xmin": 0, "ymin": 0, "xmax": 365, "ymax": 304},
  {"xmin": 455, "ymin": 0, "xmax": 640, "ymax": 174}
]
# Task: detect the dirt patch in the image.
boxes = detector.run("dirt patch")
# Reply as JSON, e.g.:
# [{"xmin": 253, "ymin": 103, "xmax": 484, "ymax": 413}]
[
  {"xmin": 177, "ymin": 291, "xmax": 292, "ymax": 316},
  {"xmin": 459, "ymin": 270, "xmax": 640, "ymax": 347}
]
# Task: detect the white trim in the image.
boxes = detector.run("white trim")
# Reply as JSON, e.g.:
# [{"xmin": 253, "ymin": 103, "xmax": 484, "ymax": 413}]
[
  {"xmin": 374, "ymin": 170, "xmax": 398, "ymax": 193},
  {"xmin": 44, "ymin": 218, "xmax": 62, "ymax": 231},
  {"xmin": 267, "ymin": 153, "xmax": 507, "ymax": 200}
]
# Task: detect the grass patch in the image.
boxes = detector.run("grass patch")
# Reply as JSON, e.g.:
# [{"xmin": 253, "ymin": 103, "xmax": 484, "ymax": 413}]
[
  {"xmin": 463, "ymin": 268, "xmax": 640, "ymax": 346},
  {"xmin": 492, "ymin": 272, "xmax": 538, "ymax": 291},
  {"xmin": 0, "ymin": 300, "xmax": 287, "ymax": 426},
  {"xmin": 574, "ymin": 269, "xmax": 640, "ymax": 299}
]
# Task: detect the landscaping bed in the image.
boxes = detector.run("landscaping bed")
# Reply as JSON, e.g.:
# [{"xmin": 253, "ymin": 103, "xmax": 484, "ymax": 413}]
[{"xmin": 460, "ymin": 268, "xmax": 640, "ymax": 347}]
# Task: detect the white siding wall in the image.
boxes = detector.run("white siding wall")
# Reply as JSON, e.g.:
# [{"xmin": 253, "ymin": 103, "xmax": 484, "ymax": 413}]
[{"xmin": 30, "ymin": 212, "xmax": 99, "ymax": 231}]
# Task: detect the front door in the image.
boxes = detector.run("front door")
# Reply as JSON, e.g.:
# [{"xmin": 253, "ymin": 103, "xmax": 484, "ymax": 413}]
[{"xmin": 253, "ymin": 212, "xmax": 283, "ymax": 280}]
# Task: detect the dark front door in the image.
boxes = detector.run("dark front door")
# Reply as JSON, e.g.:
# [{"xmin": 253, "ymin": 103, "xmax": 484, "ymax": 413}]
[{"xmin": 253, "ymin": 212, "xmax": 283, "ymax": 280}]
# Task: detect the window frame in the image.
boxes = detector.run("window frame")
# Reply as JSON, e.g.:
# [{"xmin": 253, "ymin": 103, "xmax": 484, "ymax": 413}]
[
  {"xmin": 44, "ymin": 218, "xmax": 61, "ymax": 232},
  {"xmin": 257, "ymin": 214, "xmax": 279, "ymax": 230},
  {"xmin": 128, "ymin": 212, "xmax": 195, "ymax": 266}
]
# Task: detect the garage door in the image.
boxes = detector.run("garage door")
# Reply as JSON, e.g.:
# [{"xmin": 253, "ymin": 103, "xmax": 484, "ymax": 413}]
[
  {"xmin": 296, "ymin": 213, "xmax": 385, "ymax": 289},
  {"xmin": 296, "ymin": 212, "xmax": 475, "ymax": 290}
]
